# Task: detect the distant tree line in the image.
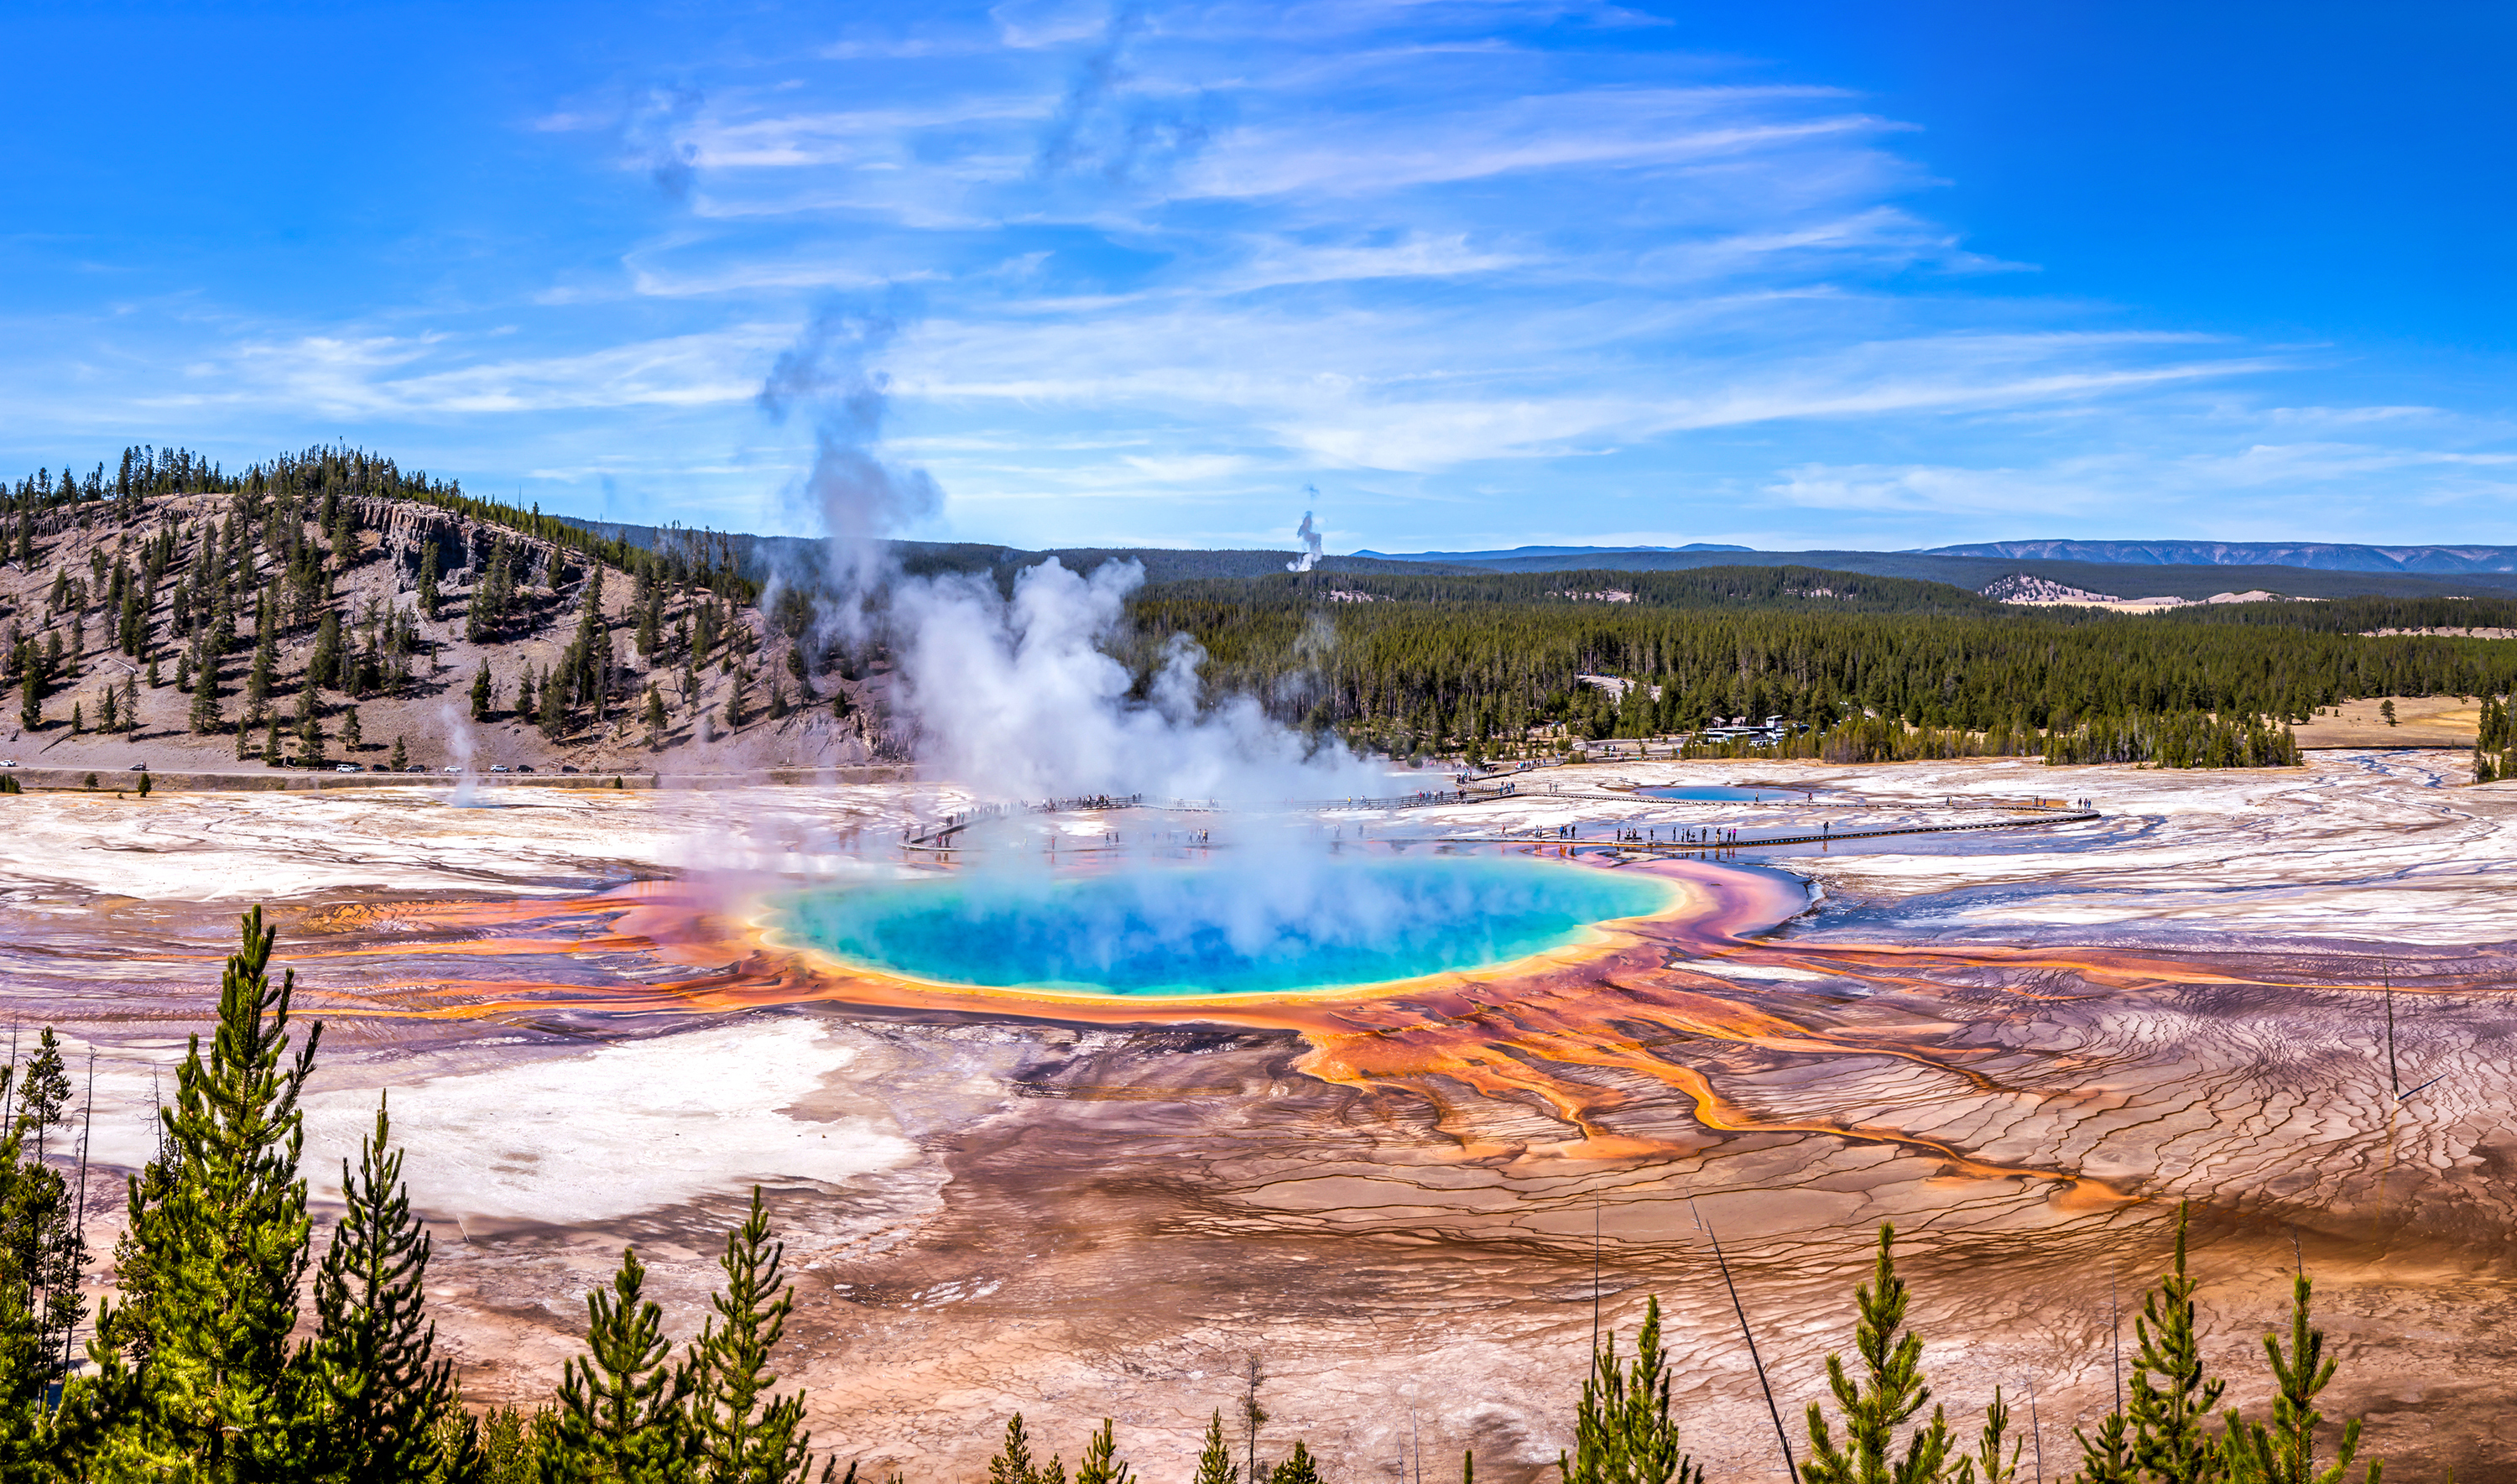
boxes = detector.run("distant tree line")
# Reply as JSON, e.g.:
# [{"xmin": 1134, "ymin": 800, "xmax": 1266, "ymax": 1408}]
[
  {"xmin": 2478, "ymin": 698, "xmax": 2514, "ymax": 783},
  {"xmin": 1127, "ymin": 571, "xmax": 2517, "ymax": 768}
]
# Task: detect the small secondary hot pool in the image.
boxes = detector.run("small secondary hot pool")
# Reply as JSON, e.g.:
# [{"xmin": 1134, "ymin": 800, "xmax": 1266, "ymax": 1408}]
[
  {"xmin": 773, "ymin": 857, "xmax": 1676, "ymax": 997},
  {"xmin": 1636, "ymin": 786, "xmax": 1805, "ymax": 803}
]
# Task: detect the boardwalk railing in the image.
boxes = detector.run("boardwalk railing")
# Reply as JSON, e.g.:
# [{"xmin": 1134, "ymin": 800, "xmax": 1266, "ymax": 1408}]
[
  {"xmin": 1477, "ymin": 803, "xmax": 2101, "ymax": 853},
  {"xmin": 1289, "ymin": 789, "xmax": 1469, "ymax": 812},
  {"xmin": 905, "ymin": 786, "xmax": 2101, "ymax": 851}
]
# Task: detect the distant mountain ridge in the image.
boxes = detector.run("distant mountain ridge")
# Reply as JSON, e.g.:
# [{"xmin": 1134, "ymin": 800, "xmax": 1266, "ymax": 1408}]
[
  {"xmin": 555, "ymin": 518, "xmax": 1446, "ymax": 584},
  {"xmin": 1351, "ymin": 543, "xmax": 1752, "ymax": 562},
  {"xmin": 1916, "ymin": 539, "xmax": 2517, "ymax": 574},
  {"xmin": 547, "ymin": 521, "xmax": 2517, "ymax": 601}
]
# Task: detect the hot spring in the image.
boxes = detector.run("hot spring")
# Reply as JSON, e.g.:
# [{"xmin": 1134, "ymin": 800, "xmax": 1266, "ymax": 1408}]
[
  {"xmin": 1635, "ymin": 785, "xmax": 1800, "ymax": 803},
  {"xmin": 773, "ymin": 856, "xmax": 1677, "ymax": 997}
]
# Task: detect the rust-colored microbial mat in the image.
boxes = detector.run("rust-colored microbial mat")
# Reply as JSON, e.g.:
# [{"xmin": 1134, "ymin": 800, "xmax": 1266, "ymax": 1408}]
[{"xmin": 6, "ymin": 758, "xmax": 2517, "ymax": 1482}]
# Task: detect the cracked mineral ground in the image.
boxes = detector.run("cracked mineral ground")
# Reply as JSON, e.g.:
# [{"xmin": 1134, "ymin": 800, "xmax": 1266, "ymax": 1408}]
[{"xmin": 8, "ymin": 752, "xmax": 2516, "ymax": 1481}]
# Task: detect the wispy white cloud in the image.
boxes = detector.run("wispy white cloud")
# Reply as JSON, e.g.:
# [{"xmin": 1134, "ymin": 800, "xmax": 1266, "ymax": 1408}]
[
  {"xmin": 12, "ymin": 0, "xmax": 2509, "ymax": 551},
  {"xmin": 1766, "ymin": 438, "xmax": 2517, "ymax": 541},
  {"xmin": 144, "ymin": 325, "xmax": 784, "ymax": 419}
]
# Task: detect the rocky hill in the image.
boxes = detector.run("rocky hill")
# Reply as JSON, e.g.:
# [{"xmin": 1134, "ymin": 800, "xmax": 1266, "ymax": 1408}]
[
  {"xmin": 1979, "ymin": 573, "xmax": 2124, "ymax": 604},
  {"xmin": 1, "ymin": 478, "xmax": 886, "ymax": 779}
]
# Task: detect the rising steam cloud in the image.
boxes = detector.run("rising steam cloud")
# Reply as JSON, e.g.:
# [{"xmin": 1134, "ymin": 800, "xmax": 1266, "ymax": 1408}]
[
  {"xmin": 893, "ymin": 557, "xmax": 1378, "ymax": 806},
  {"xmin": 758, "ymin": 299, "xmax": 942, "ymax": 640},
  {"xmin": 758, "ymin": 302, "xmax": 1378, "ymax": 805},
  {"xmin": 623, "ymin": 85, "xmax": 705, "ymax": 203},
  {"xmin": 1286, "ymin": 505, "xmax": 1323, "ymax": 573}
]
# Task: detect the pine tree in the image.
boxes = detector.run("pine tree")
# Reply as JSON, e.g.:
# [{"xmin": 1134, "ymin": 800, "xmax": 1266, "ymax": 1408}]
[
  {"xmin": 190, "ymin": 653, "xmax": 223, "ymax": 733},
  {"xmin": 341, "ymin": 707, "xmax": 362, "ymax": 753},
  {"xmin": 1959, "ymin": 1388, "xmax": 2019, "ymax": 1484},
  {"xmin": 1076, "ymin": 1419, "xmax": 1133, "ymax": 1484},
  {"xmin": 480, "ymin": 1406, "xmax": 550, "ymax": 1484},
  {"xmin": 988, "ymin": 1414, "xmax": 1045, "ymax": 1484},
  {"xmin": 1562, "ymin": 1295, "xmax": 1701, "ymax": 1484},
  {"xmin": 247, "ymin": 626, "xmax": 276, "ymax": 713},
  {"xmin": 0, "ymin": 1028, "xmax": 87, "ymax": 1466},
  {"xmin": 633, "ymin": 580, "xmax": 659, "ymax": 661},
  {"xmin": 542, "ymin": 1246, "xmax": 691, "ymax": 1484},
  {"xmin": 539, "ymin": 664, "xmax": 568, "ymax": 739},
  {"xmin": 1268, "ymin": 1441, "xmax": 1321, "ymax": 1484},
  {"xmin": 690, "ymin": 1189, "xmax": 816, "ymax": 1484},
  {"xmin": 70, "ymin": 906, "xmax": 325, "ymax": 1476},
  {"xmin": 2220, "ymin": 1273, "xmax": 2379, "ymax": 1484},
  {"xmin": 644, "ymin": 686, "xmax": 668, "ymax": 751},
  {"xmin": 570, "ymin": 570, "xmax": 607, "ymax": 705},
  {"xmin": 310, "ymin": 610, "xmax": 344, "ymax": 691},
  {"xmin": 301, "ymin": 1095, "xmax": 461, "ymax": 1481},
  {"xmin": 418, "ymin": 543, "xmax": 442, "ymax": 623},
  {"xmin": 123, "ymin": 671, "xmax": 141, "ymax": 733},
  {"xmin": 265, "ymin": 714, "xmax": 284, "ymax": 766},
  {"xmin": 389, "ymin": 736, "xmax": 407, "ymax": 771},
  {"xmin": 2129, "ymin": 1208, "xmax": 2224, "ymax": 1484},
  {"xmin": 1193, "ymin": 1410, "xmax": 1239, "ymax": 1484},
  {"xmin": 1802, "ymin": 1224, "xmax": 1956, "ymax": 1484},
  {"xmin": 472, "ymin": 660, "xmax": 493, "ymax": 722},
  {"xmin": 724, "ymin": 669, "xmax": 749, "ymax": 732},
  {"xmin": 298, "ymin": 684, "xmax": 326, "ymax": 759},
  {"xmin": 1241, "ymin": 1355, "xmax": 1268, "ymax": 1484},
  {"xmin": 18, "ymin": 645, "xmax": 39, "ymax": 732}
]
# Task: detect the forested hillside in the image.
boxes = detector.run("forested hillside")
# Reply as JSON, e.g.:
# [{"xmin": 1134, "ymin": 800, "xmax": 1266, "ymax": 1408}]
[
  {"xmin": 13, "ymin": 445, "xmax": 2510, "ymax": 780},
  {"xmin": 1, "ymin": 446, "xmax": 881, "ymax": 776}
]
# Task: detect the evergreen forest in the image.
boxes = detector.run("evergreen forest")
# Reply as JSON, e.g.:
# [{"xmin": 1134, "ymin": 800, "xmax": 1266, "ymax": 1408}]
[
  {"xmin": 11, "ymin": 446, "xmax": 2516, "ymax": 773},
  {"xmin": 1125, "ymin": 572, "xmax": 2517, "ymax": 769},
  {"xmin": 0, "ymin": 914, "xmax": 2400, "ymax": 1482}
]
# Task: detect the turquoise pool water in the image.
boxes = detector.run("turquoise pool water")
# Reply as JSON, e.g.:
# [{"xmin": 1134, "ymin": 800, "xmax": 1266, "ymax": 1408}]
[
  {"xmin": 1636, "ymin": 786, "xmax": 1798, "ymax": 802},
  {"xmin": 775, "ymin": 857, "xmax": 1676, "ymax": 997}
]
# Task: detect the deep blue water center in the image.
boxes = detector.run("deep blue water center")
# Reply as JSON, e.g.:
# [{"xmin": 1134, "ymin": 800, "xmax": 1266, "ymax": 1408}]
[{"xmin": 775, "ymin": 857, "xmax": 1676, "ymax": 997}]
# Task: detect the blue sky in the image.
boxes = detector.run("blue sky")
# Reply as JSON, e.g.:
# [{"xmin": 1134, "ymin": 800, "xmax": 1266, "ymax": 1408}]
[{"xmin": 3, "ymin": 1, "xmax": 2513, "ymax": 552}]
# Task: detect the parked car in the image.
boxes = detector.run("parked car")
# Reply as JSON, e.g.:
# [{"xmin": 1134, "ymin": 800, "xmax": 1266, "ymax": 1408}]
[
  {"xmin": 516, "ymin": 764, "xmax": 535, "ymax": 773},
  {"xmin": 335, "ymin": 763, "xmax": 360, "ymax": 773},
  {"xmin": 560, "ymin": 765, "xmax": 580, "ymax": 773},
  {"xmin": 0, "ymin": 761, "xmax": 14, "ymax": 768},
  {"xmin": 369, "ymin": 763, "xmax": 390, "ymax": 772},
  {"xmin": 405, "ymin": 765, "xmax": 427, "ymax": 773},
  {"xmin": 489, "ymin": 765, "xmax": 510, "ymax": 773},
  {"xmin": 129, "ymin": 763, "xmax": 149, "ymax": 771},
  {"xmin": 442, "ymin": 765, "xmax": 462, "ymax": 773}
]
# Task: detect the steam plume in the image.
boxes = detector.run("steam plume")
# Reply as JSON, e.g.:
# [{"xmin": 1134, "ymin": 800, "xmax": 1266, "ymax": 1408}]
[
  {"xmin": 1032, "ymin": 4, "xmax": 1212, "ymax": 185},
  {"xmin": 1286, "ymin": 506, "xmax": 1323, "ymax": 574},
  {"xmin": 758, "ymin": 299, "xmax": 941, "ymax": 640},
  {"xmin": 759, "ymin": 304, "xmax": 1378, "ymax": 804},
  {"xmin": 623, "ymin": 85, "xmax": 704, "ymax": 202},
  {"xmin": 894, "ymin": 557, "xmax": 1378, "ymax": 806}
]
